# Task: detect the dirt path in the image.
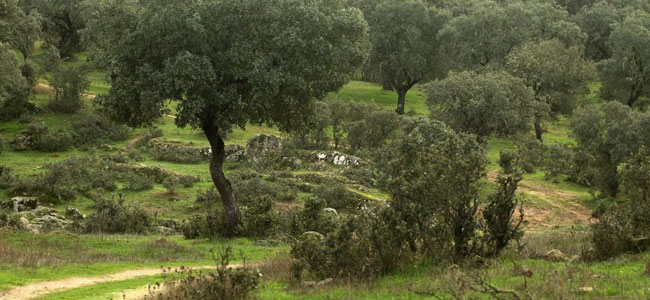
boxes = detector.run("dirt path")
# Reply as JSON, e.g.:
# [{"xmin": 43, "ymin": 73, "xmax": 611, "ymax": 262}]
[
  {"xmin": 488, "ymin": 171, "xmax": 592, "ymax": 230},
  {"xmin": 0, "ymin": 265, "xmax": 236, "ymax": 300}
]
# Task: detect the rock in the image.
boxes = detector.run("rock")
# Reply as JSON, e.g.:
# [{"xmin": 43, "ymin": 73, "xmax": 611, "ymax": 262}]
[
  {"xmin": 245, "ymin": 134, "xmax": 283, "ymax": 164},
  {"xmin": 590, "ymin": 274, "xmax": 606, "ymax": 279},
  {"xmin": 65, "ymin": 207, "xmax": 84, "ymax": 220},
  {"xmin": 155, "ymin": 226, "xmax": 174, "ymax": 236},
  {"xmin": 312, "ymin": 151, "xmax": 363, "ymax": 167},
  {"xmin": 225, "ymin": 144, "xmax": 245, "ymax": 157},
  {"xmin": 32, "ymin": 215, "xmax": 70, "ymax": 232},
  {"xmin": 317, "ymin": 278, "xmax": 333, "ymax": 287},
  {"xmin": 18, "ymin": 216, "xmax": 39, "ymax": 234},
  {"xmin": 225, "ymin": 150, "xmax": 246, "ymax": 162},
  {"xmin": 578, "ymin": 286, "xmax": 594, "ymax": 293},
  {"xmin": 302, "ymin": 231, "xmax": 325, "ymax": 240},
  {"xmin": 11, "ymin": 197, "xmax": 38, "ymax": 212},
  {"xmin": 544, "ymin": 249, "xmax": 568, "ymax": 262}
]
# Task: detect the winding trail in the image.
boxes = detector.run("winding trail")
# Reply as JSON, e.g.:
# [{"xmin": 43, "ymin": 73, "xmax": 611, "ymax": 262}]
[{"xmin": 0, "ymin": 265, "xmax": 237, "ymax": 300}]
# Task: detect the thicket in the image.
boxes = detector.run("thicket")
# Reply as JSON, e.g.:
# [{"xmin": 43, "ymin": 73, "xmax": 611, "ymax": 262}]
[
  {"xmin": 12, "ymin": 122, "xmax": 73, "ymax": 152},
  {"xmin": 84, "ymin": 195, "xmax": 152, "ymax": 234},
  {"xmin": 72, "ymin": 113, "xmax": 130, "ymax": 145},
  {"xmin": 291, "ymin": 118, "xmax": 525, "ymax": 280},
  {"xmin": 47, "ymin": 64, "xmax": 90, "ymax": 114}
]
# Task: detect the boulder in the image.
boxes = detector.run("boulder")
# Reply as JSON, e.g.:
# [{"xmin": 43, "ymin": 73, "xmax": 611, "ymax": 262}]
[
  {"xmin": 302, "ymin": 231, "xmax": 325, "ymax": 240},
  {"xmin": 18, "ymin": 216, "xmax": 39, "ymax": 234},
  {"xmin": 11, "ymin": 197, "xmax": 38, "ymax": 212},
  {"xmin": 245, "ymin": 134, "xmax": 283, "ymax": 164},
  {"xmin": 155, "ymin": 226, "xmax": 174, "ymax": 236},
  {"xmin": 225, "ymin": 144, "xmax": 245, "ymax": 157},
  {"xmin": 544, "ymin": 249, "xmax": 568, "ymax": 262},
  {"xmin": 312, "ymin": 151, "xmax": 363, "ymax": 167},
  {"xmin": 32, "ymin": 215, "xmax": 70, "ymax": 232},
  {"xmin": 225, "ymin": 150, "xmax": 246, "ymax": 163}
]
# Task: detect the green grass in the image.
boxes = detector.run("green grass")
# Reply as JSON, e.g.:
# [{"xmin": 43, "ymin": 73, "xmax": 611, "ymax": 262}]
[
  {"xmin": 36, "ymin": 274, "xmax": 167, "ymax": 300},
  {"xmin": 0, "ymin": 233, "xmax": 287, "ymax": 291},
  {"xmin": 324, "ymin": 81, "xmax": 428, "ymax": 115}
]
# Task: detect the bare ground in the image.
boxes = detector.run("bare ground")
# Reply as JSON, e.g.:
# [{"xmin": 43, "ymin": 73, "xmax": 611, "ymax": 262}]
[{"xmin": 488, "ymin": 171, "xmax": 592, "ymax": 231}]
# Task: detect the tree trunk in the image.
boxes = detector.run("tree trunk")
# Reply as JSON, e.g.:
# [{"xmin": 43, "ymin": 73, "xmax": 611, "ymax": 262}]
[
  {"xmin": 382, "ymin": 81, "xmax": 393, "ymax": 91},
  {"xmin": 203, "ymin": 124, "xmax": 241, "ymax": 237},
  {"xmin": 628, "ymin": 89, "xmax": 642, "ymax": 107},
  {"xmin": 396, "ymin": 89, "xmax": 407, "ymax": 115},
  {"xmin": 534, "ymin": 114, "xmax": 543, "ymax": 142}
]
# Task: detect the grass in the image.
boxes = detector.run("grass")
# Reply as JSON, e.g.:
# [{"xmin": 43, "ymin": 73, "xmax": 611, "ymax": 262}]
[
  {"xmin": 324, "ymin": 81, "xmax": 428, "ymax": 115},
  {"xmin": 0, "ymin": 232, "xmax": 287, "ymax": 291}
]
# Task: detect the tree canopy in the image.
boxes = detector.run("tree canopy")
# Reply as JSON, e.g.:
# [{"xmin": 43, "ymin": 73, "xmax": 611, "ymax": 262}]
[
  {"xmin": 507, "ymin": 39, "xmax": 595, "ymax": 141},
  {"xmin": 91, "ymin": 0, "xmax": 370, "ymax": 236},
  {"xmin": 366, "ymin": 0, "xmax": 450, "ymax": 114},
  {"xmin": 426, "ymin": 70, "xmax": 534, "ymax": 138},
  {"xmin": 598, "ymin": 10, "xmax": 650, "ymax": 107},
  {"xmin": 0, "ymin": 0, "xmax": 40, "ymax": 59}
]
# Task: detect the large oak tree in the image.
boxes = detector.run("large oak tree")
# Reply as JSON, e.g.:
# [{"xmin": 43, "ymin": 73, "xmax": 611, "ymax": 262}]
[
  {"xmin": 90, "ymin": 0, "xmax": 370, "ymax": 236},
  {"xmin": 367, "ymin": 0, "xmax": 450, "ymax": 114}
]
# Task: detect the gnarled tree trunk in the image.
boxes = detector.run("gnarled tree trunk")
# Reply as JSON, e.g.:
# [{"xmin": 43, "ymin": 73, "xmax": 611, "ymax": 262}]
[
  {"xmin": 534, "ymin": 113, "xmax": 543, "ymax": 142},
  {"xmin": 203, "ymin": 124, "xmax": 240, "ymax": 237},
  {"xmin": 396, "ymin": 88, "xmax": 407, "ymax": 115}
]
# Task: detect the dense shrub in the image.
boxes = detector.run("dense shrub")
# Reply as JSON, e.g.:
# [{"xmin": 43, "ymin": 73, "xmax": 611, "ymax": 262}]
[
  {"xmin": 516, "ymin": 138, "xmax": 545, "ymax": 173},
  {"xmin": 20, "ymin": 61, "xmax": 37, "ymax": 88},
  {"xmin": 121, "ymin": 172, "xmax": 154, "ymax": 191},
  {"xmin": 542, "ymin": 144, "xmax": 574, "ymax": 182},
  {"xmin": 313, "ymin": 183, "xmax": 356, "ymax": 210},
  {"xmin": 196, "ymin": 187, "xmax": 220, "ymax": 203},
  {"xmin": 289, "ymin": 101, "xmax": 330, "ymax": 149},
  {"xmin": 233, "ymin": 178, "xmax": 296, "ymax": 204},
  {"xmin": 591, "ymin": 148, "xmax": 650, "ymax": 259},
  {"xmin": 72, "ymin": 113, "xmax": 130, "ymax": 145},
  {"xmin": 143, "ymin": 247, "xmax": 261, "ymax": 300},
  {"xmin": 288, "ymin": 197, "xmax": 339, "ymax": 237},
  {"xmin": 345, "ymin": 103, "xmax": 400, "ymax": 150},
  {"xmin": 47, "ymin": 64, "xmax": 90, "ymax": 113},
  {"xmin": 181, "ymin": 210, "xmax": 225, "ymax": 239},
  {"xmin": 240, "ymin": 195, "xmax": 278, "ymax": 237},
  {"xmin": 12, "ymin": 122, "xmax": 73, "ymax": 152},
  {"xmin": 148, "ymin": 139, "xmax": 208, "ymax": 164},
  {"xmin": 131, "ymin": 127, "xmax": 164, "ymax": 149},
  {"xmin": 85, "ymin": 195, "xmax": 152, "ymax": 234},
  {"xmin": 0, "ymin": 166, "xmax": 17, "ymax": 189}
]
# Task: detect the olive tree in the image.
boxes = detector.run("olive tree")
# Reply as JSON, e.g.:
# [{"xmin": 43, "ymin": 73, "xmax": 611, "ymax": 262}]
[
  {"xmin": 507, "ymin": 39, "xmax": 595, "ymax": 141},
  {"xmin": 425, "ymin": 70, "xmax": 534, "ymax": 138},
  {"xmin": 367, "ymin": 0, "xmax": 450, "ymax": 114},
  {"xmin": 598, "ymin": 11, "xmax": 650, "ymax": 107},
  {"xmin": 90, "ymin": 0, "xmax": 369, "ymax": 236}
]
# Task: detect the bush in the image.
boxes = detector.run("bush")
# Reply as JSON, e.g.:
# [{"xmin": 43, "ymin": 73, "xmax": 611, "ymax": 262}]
[
  {"xmin": 20, "ymin": 61, "xmax": 37, "ymax": 87},
  {"xmin": 32, "ymin": 129, "xmax": 73, "ymax": 152},
  {"xmin": 47, "ymin": 64, "xmax": 89, "ymax": 113},
  {"xmin": 240, "ymin": 195, "xmax": 278, "ymax": 237},
  {"xmin": 143, "ymin": 247, "xmax": 261, "ymax": 300},
  {"xmin": 121, "ymin": 172, "xmax": 154, "ymax": 191},
  {"xmin": 11, "ymin": 122, "xmax": 73, "ymax": 152},
  {"xmin": 84, "ymin": 195, "xmax": 152, "ymax": 234},
  {"xmin": 0, "ymin": 134, "xmax": 3, "ymax": 154},
  {"xmin": 196, "ymin": 187, "xmax": 220, "ymax": 203},
  {"xmin": 542, "ymin": 144, "xmax": 574, "ymax": 182},
  {"xmin": 344, "ymin": 103, "xmax": 400, "ymax": 150},
  {"xmin": 163, "ymin": 176, "xmax": 179, "ymax": 194},
  {"xmin": 181, "ymin": 210, "xmax": 225, "ymax": 239},
  {"xmin": 0, "ymin": 166, "xmax": 17, "ymax": 189},
  {"xmin": 516, "ymin": 138, "xmax": 545, "ymax": 173},
  {"xmin": 148, "ymin": 139, "xmax": 208, "ymax": 164},
  {"xmin": 72, "ymin": 113, "xmax": 130, "ymax": 145},
  {"xmin": 313, "ymin": 183, "xmax": 355, "ymax": 210},
  {"xmin": 131, "ymin": 127, "xmax": 163, "ymax": 149},
  {"xmin": 233, "ymin": 178, "xmax": 296, "ymax": 204}
]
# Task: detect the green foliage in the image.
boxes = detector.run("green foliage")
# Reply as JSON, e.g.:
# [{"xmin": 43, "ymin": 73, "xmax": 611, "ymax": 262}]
[
  {"xmin": 19, "ymin": 60, "xmax": 37, "ymax": 87},
  {"xmin": 48, "ymin": 64, "xmax": 90, "ymax": 113},
  {"xmin": 0, "ymin": 0, "xmax": 40, "ymax": 59},
  {"xmin": 0, "ymin": 43, "xmax": 31, "ymax": 120},
  {"xmin": 240, "ymin": 195, "xmax": 278, "ymax": 238},
  {"xmin": 366, "ymin": 0, "xmax": 450, "ymax": 113},
  {"xmin": 426, "ymin": 70, "xmax": 534, "ymax": 137},
  {"xmin": 573, "ymin": 1, "xmax": 623, "ymax": 61},
  {"xmin": 148, "ymin": 139, "xmax": 207, "ymax": 164},
  {"xmin": 84, "ymin": 195, "xmax": 152, "ymax": 234},
  {"xmin": 12, "ymin": 122, "xmax": 73, "ymax": 152},
  {"xmin": 344, "ymin": 102, "xmax": 400, "ymax": 150},
  {"xmin": 313, "ymin": 183, "xmax": 355, "ymax": 210},
  {"xmin": 439, "ymin": 0, "xmax": 585, "ymax": 70},
  {"xmin": 571, "ymin": 102, "xmax": 650, "ymax": 196},
  {"xmin": 71, "ymin": 113, "xmax": 130, "ymax": 145},
  {"xmin": 121, "ymin": 172, "xmax": 154, "ymax": 192},
  {"xmin": 37, "ymin": 0, "xmax": 85, "ymax": 58},
  {"xmin": 598, "ymin": 10, "xmax": 650, "ymax": 107},
  {"xmin": 180, "ymin": 210, "xmax": 225, "ymax": 239},
  {"xmin": 233, "ymin": 178, "xmax": 296, "ymax": 204},
  {"xmin": 515, "ymin": 138, "xmax": 546, "ymax": 173}
]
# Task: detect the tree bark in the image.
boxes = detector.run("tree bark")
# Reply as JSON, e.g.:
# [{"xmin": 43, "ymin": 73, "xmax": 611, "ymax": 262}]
[
  {"xmin": 203, "ymin": 123, "xmax": 241, "ymax": 237},
  {"xmin": 534, "ymin": 114, "xmax": 543, "ymax": 142},
  {"xmin": 396, "ymin": 89, "xmax": 407, "ymax": 115}
]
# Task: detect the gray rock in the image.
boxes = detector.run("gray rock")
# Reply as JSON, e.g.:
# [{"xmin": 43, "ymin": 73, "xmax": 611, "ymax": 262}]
[
  {"xmin": 225, "ymin": 144, "xmax": 245, "ymax": 157},
  {"xmin": 18, "ymin": 216, "xmax": 39, "ymax": 234},
  {"xmin": 302, "ymin": 231, "xmax": 325, "ymax": 240},
  {"xmin": 313, "ymin": 151, "xmax": 363, "ymax": 167},
  {"xmin": 32, "ymin": 215, "xmax": 70, "ymax": 232},
  {"xmin": 11, "ymin": 197, "xmax": 38, "ymax": 212},
  {"xmin": 155, "ymin": 226, "xmax": 174, "ymax": 236},
  {"xmin": 245, "ymin": 134, "xmax": 283, "ymax": 164},
  {"xmin": 225, "ymin": 150, "xmax": 246, "ymax": 162},
  {"xmin": 12, "ymin": 133, "xmax": 31, "ymax": 151}
]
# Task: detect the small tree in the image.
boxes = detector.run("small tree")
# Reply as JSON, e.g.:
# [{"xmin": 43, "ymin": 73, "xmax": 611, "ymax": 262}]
[
  {"xmin": 426, "ymin": 70, "xmax": 534, "ymax": 138},
  {"xmin": 598, "ymin": 10, "xmax": 650, "ymax": 107},
  {"xmin": 0, "ymin": 43, "xmax": 31, "ymax": 120},
  {"xmin": 507, "ymin": 39, "xmax": 595, "ymax": 141},
  {"xmin": 48, "ymin": 64, "xmax": 89, "ymax": 113},
  {"xmin": 90, "ymin": 0, "xmax": 369, "ymax": 236}
]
